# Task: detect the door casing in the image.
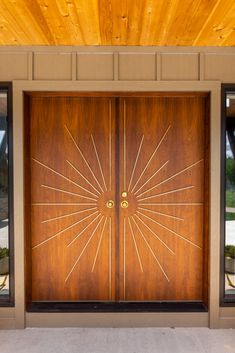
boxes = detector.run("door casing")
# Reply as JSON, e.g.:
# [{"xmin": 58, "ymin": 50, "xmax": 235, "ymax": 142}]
[{"xmin": 24, "ymin": 91, "xmax": 210, "ymax": 312}]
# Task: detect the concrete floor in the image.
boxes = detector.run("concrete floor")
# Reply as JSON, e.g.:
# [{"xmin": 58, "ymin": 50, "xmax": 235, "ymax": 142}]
[{"xmin": 0, "ymin": 328, "xmax": 235, "ymax": 353}]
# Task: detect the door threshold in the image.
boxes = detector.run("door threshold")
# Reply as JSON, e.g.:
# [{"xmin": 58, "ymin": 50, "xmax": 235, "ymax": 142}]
[{"xmin": 27, "ymin": 301, "xmax": 208, "ymax": 313}]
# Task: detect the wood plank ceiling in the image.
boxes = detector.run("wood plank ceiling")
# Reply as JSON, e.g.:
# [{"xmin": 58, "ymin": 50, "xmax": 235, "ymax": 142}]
[{"xmin": 0, "ymin": 0, "xmax": 235, "ymax": 46}]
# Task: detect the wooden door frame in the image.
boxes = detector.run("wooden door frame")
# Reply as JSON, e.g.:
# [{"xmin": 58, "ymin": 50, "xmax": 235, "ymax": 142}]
[{"xmin": 13, "ymin": 80, "xmax": 220, "ymax": 328}]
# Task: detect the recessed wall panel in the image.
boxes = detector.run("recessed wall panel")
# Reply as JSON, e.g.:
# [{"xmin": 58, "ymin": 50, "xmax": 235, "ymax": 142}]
[
  {"xmin": 161, "ymin": 53, "xmax": 199, "ymax": 81},
  {"xmin": 204, "ymin": 54, "xmax": 235, "ymax": 82},
  {"xmin": 34, "ymin": 53, "xmax": 72, "ymax": 80},
  {"xmin": 119, "ymin": 53, "xmax": 156, "ymax": 80},
  {"xmin": 0, "ymin": 53, "xmax": 28, "ymax": 80},
  {"xmin": 77, "ymin": 53, "xmax": 114, "ymax": 80}
]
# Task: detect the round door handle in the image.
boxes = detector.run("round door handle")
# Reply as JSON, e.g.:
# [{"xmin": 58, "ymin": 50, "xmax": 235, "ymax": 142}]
[
  {"xmin": 106, "ymin": 200, "xmax": 115, "ymax": 208},
  {"xmin": 121, "ymin": 191, "xmax": 127, "ymax": 198},
  {"xmin": 121, "ymin": 200, "xmax": 129, "ymax": 208}
]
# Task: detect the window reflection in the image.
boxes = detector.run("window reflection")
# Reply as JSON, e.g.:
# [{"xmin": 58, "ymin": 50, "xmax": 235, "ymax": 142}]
[
  {"xmin": 0, "ymin": 91, "xmax": 9, "ymax": 297},
  {"xmin": 225, "ymin": 93, "xmax": 235, "ymax": 296}
]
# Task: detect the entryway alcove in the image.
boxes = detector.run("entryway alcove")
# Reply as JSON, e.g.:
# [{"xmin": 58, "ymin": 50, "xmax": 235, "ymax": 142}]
[{"xmin": 24, "ymin": 92, "xmax": 209, "ymax": 312}]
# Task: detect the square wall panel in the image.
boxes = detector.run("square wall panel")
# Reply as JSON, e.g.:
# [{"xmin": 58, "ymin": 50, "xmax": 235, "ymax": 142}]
[
  {"xmin": 0, "ymin": 53, "xmax": 28, "ymax": 80},
  {"xmin": 204, "ymin": 54, "xmax": 235, "ymax": 82},
  {"xmin": 161, "ymin": 53, "xmax": 199, "ymax": 80},
  {"xmin": 77, "ymin": 53, "xmax": 114, "ymax": 80},
  {"xmin": 119, "ymin": 53, "xmax": 156, "ymax": 80},
  {"xmin": 34, "ymin": 53, "xmax": 72, "ymax": 80}
]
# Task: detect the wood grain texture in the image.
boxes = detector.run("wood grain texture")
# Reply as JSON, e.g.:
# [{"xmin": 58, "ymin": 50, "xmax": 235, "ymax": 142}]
[
  {"xmin": 25, "ymin": 92, "xmax": 209, "ymax": 303},
  {"xmin": 0, "ymin": 0, "xmax": 235, "ymax": 45},
  {"xmin": 118, "ymin": 96, "xmax": 208, "ymax": 301},
  {"xmin": 28, "ymin": 96, "xmax": 116, "ymax": 301}
]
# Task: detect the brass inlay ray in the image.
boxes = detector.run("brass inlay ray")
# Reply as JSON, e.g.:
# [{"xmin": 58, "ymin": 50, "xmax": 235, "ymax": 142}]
[
  {"xmin": 65, "ymin": 125, "xmax": 104, "ymax": 193},
  {"xmin": 67, "ymin": 159, "xmax": 101, "ymax": 196},
  {"xmin": 137, "ymin": 206, "xmax": 184, "ymax": 221},
  {"xmin": 134, "ymin": 213, "xmax": 175, "ymax": 255},
  {"xmin": 32, "ymin": 210, "xmax": 99, "ymax": 249},
  {"xmin": 134, "ymin": 160, "xmax": 169, "ymax": 196},
  {"xmin": 91, "ymin": 134, "xmax": 107, "ymax": 192},
  {"xmin": 109, "ymin": 217, "xmax": 112, "ymax": 300},
  {"xmin": 123, "ymin": 217, "xmax": 126, "ymax": 300},
  {"xmin": 109, "ymin": 102, "xmax": 112, "ymax": 192},
  {"xmin": 137, "ymin": 185, "xmax": 195, "ymax": 201},
  {"xmin": 91, "ymin": 217, "xmax": 107, "ymax": 272},
  {"xmin": 131, "ymin": 216, "xmax": 170, "ymax": 282},
  {"xmin": 41, "ymin": 207, "xmax": 98, "ymax": 224},
  {"xmin": 127, "ymin": 135, "xmax": 144, "ymax": 191},
  {"xmin": 137, "ymin": 159, "xmax": 203, "ymax": 198},
  {"xmin": 65, "ymin": 216, "xmax": 104, "ymax": 282},
  {"xmin": 137, "ymin": 211, "xmax": 202, "ymax": 249},
  {"xmin": 32, "ymin": 158, "xmax": 97, "ymax": 198},
  {"xmin": 139, "ymin": 202, "xmax": 203, "ymax": 206},
  {"xmin": 123, "ymin": 100, "xmax": 126, "ymax": 191},
  {"xmin": 41, "ymin": 184, "xmax": 97, "ymax": 201},
  {"xmin": 67, "ymin": 213, "xmax": 101, "ymax": 248},
  {"xmin": 33, "ymin": 202, "xmax": 96, "ymax": 206},
  {"xmin": 128, "ymin": 217, "xmax": 144, "ymax": 272},
  {"xmin": 131, "ymin": 125, "xmax": 171, "ymax": 193}
]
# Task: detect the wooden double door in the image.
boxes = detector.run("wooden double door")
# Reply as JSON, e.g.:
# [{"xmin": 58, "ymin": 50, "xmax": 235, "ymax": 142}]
[{"xmin": 25, "ymin": 93, "xmax": 209, "ymax": 304}]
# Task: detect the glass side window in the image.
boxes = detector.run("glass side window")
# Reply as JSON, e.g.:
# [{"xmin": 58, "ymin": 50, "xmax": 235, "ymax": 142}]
[
  {"xmin": 0, "ymin": 90, "xmax": 11, "ymax": 301},
  {"xmin": 224, "ymin": 92, "xmax": 235, "ymax": 299}
]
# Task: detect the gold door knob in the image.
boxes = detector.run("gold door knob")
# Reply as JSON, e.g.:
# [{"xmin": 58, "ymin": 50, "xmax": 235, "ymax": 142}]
[
  {"xmin": 106, "ymin": 200, "xmax": 115, "ymax": 208},
  {"xmin": 121, "ymin": 200, "xmax": 129, "ymax": 208},
  {"xmin": 121, "ymin": 191, "xmax": 127, "ymax": 197}
]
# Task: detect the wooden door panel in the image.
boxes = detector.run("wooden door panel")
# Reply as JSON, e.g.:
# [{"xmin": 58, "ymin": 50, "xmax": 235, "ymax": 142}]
[
  {"xmin": 27, "ymin": 93, "xmax": 208, "ymax": 305},
  {"xmin": 119, "ymin": 97, "xmax": 206, "ymax": 301},
  {"xmin": 30, "ymin": 97, "xmax": 116, "ymax": 301}
]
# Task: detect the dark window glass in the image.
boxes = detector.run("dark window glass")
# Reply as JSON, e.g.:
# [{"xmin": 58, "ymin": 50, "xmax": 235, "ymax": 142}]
[
  {"xmin": 224, "ymin": 90, "xmax": 235, "ymax": 301},
  {"xmin": 0, "ymin": 88, "xmax": 12, "ymax": 303}
]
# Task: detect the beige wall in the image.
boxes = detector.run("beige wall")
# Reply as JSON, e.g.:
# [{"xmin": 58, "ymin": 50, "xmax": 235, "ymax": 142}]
[
  {"xmin": 0, "ymin": 46, "xmax": 235, "ymax": 82},
  {"xmin": 0, "ymin": 46, "xmax": 234, "ymax": 329}
]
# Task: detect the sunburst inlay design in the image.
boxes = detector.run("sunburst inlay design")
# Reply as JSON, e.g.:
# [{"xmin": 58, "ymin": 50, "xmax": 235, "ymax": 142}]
[{"xmin": 32, "ymin": 101, "xmax": 204, "ymax": 300}]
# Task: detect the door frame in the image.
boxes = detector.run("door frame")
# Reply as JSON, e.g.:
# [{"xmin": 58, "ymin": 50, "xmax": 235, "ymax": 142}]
[
  {"xmin": 24, "ymin": 91, "xmax": 210, "ymax": 312},
  {"xmin": 13, "ymin": 80, "xmax": 220, "ymax": 328}
]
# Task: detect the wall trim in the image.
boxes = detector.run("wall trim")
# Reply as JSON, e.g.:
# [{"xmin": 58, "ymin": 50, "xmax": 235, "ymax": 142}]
[
  {"xmin": 8, "ymin": 80, "xmax": 224, "ymax": 329},
  {"xmin": 0, "ymin": 47, "xmax": 235, "ymax": 82},
  {"xmin": 26, "ymin": 312, "xmax": 209, "ymax": 328},
  {"xmin": 0, "ymin": 46, "xmax": 235, "ymax": 53}
]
